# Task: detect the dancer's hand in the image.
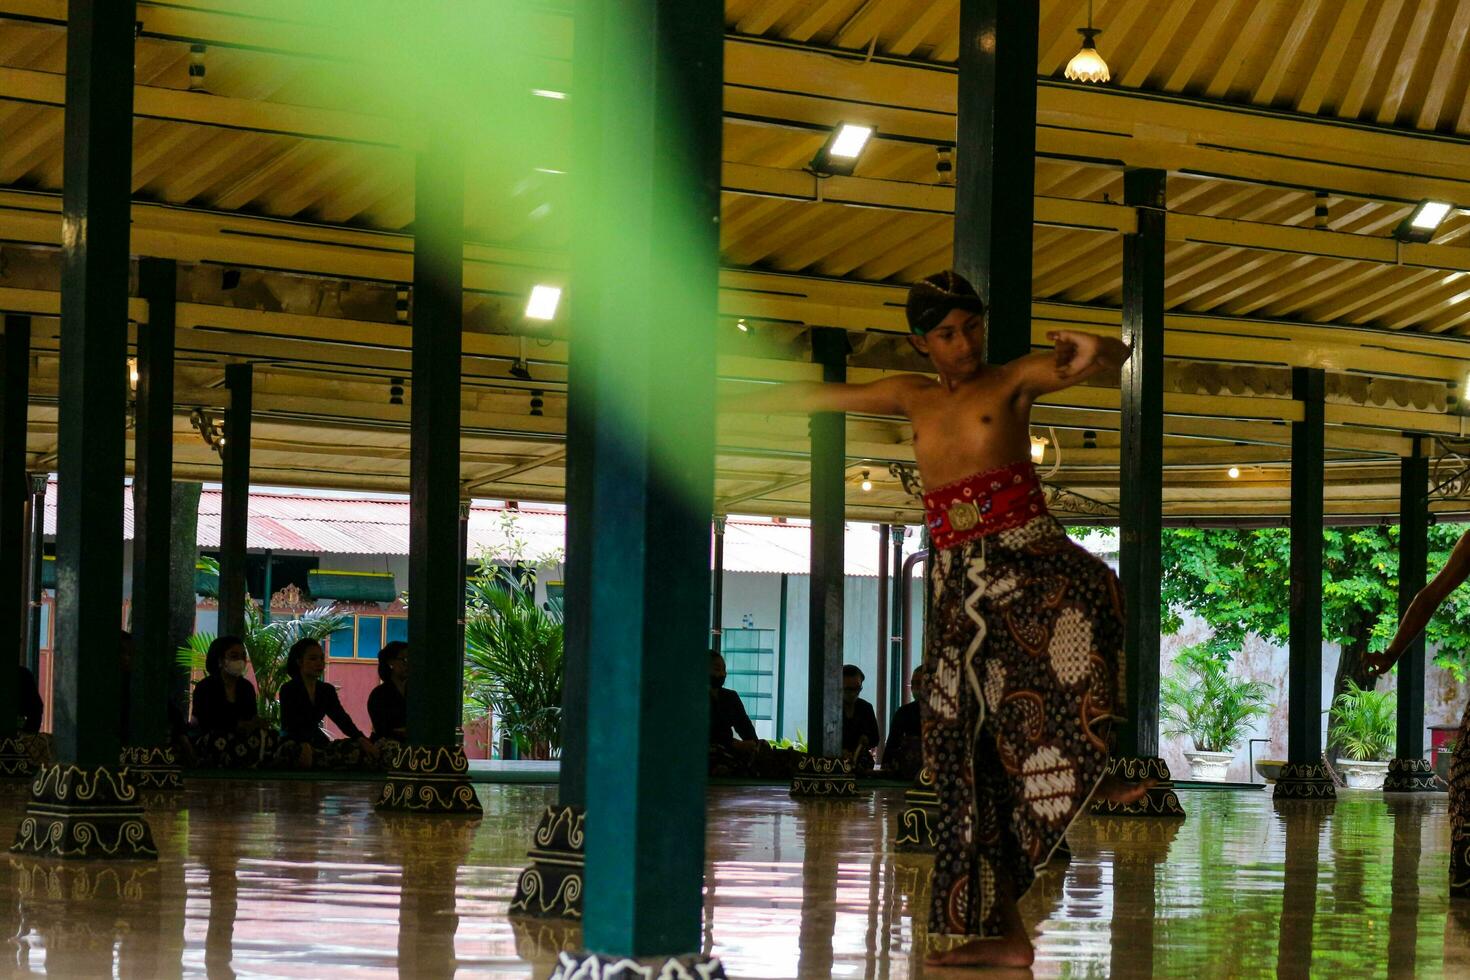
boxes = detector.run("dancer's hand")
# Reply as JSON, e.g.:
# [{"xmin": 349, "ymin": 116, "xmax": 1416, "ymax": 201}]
[
  {"xmin": 1048, "ymin": 330, "xmax": 1128, "ymax": 379},
  {"xmin": 1362, "ymin": 648, "xmax": 1397, "ymax": 680}
]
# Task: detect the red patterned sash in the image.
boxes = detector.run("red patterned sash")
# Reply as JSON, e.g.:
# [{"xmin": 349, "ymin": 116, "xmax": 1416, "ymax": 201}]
[{"xmin": 923, "ymin": 460, "xmax": 1048, "ymax": 551}]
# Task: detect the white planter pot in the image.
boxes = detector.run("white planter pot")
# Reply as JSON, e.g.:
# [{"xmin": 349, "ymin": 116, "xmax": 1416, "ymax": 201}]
[
  {"xmin": 1342, "ymin": 759, "xmax": 1389, "ymax": 790},
  {"xmin": 1185, "ymin": 750, "xmax": 1234, "ymax": 781}
]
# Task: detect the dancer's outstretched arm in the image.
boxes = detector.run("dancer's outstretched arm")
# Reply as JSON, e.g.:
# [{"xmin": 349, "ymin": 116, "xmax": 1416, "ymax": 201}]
[
  {"xmin": 1366, "ymin": 528, "xmax": 1470, "ymax": 677},
  {"xmin": 720, "ymin": 374, "xmax": 924, "ymax": 417}
]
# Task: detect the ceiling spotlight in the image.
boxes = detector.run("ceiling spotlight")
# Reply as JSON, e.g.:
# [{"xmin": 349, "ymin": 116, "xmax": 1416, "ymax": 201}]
[
  {"xmin": 935, "ymin": 146, "xmax": 953, "ymax": 184},
  {"xmin": 530, "ymin": 389, "xmax": 544, "ymax": 417},
  {"xmin": 525, "ymin": 284, "xmax": 561, "ymax": 321},
  {"xmin": 860, "ymin": 468, "xmax": 872, "ymax": 493},
  {"xmin": 1227, "ymin": 466, "xmax": 1241, "ymax": 480},
  {"xmin": 810, "ymin": 123, "xmax": 872, "ymax": 177},
  {"xmin": 736, "ymin": 318, "xmax": 750, "ymax": 333},
  {"xmin": 509, "ymin": 359, "xmax": 532, "ymax": 382},
  {"xmin": 1064, "ymin": 0, "xmax": 1110, "ymax": 84},
  {"xmin": 388, "ymin": 377, "xmax": 404, "ymax": 406},
  {"xmin": 1395, "ymin": 200, "xmax": 1454, "ymax": 243},
  {"xmin": 532, "ymin": 89, "xmax": 567, "ymax": 100}
]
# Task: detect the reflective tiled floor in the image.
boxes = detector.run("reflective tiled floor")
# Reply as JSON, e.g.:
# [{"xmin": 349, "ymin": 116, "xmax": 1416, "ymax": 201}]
[{"xmin": 0, "ymin": 781, "xmax": 1463, "ymax": 978}]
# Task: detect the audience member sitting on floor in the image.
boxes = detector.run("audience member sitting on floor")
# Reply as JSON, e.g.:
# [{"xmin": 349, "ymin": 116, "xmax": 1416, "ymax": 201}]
[
  {"xmin": 842, "ymin": 664, "xmax": 881, "ymax": 773},
  {"xmin": 881, "ymin": 662, "xmax": 928, "ymax": 782},
  {"xmin": 14, "ymin": 661, "xmax": 47, "ymax": 768},
  {"xmin": 368, "ymin": 640, "xmax": 408, "ymax": 745},
  {"xmin": 120, "ymin": 629, "xmax": 195, "ymax": 765},
  {"xmin": 278, "ymin": 638, "xmax": 379, "ymax": 769},
  {"xmin": 708, "ymin": 650, "xmax": 799, "ymax": 778},
  {"xmin": 190, "ymin": 635, "xmax": 275, "ymax": 768}
]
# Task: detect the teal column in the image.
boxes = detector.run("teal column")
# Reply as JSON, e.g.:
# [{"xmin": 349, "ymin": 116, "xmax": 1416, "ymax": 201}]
[
  {"xmin": 1385, "ymin": 438, "xmax": 1433, "ymax": 791},
  {"xmin": 808, "ymin": 327, "xmax": 847, "ymax": 760},
  {"xmin": 573, "ymin": 0, "xmax": 722, "ymax": 964}
]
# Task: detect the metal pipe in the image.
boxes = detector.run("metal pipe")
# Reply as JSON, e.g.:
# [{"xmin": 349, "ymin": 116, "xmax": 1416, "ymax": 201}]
[
  {"xmin": 889, "ymin": 525, "xmax": 904, "ymax": 706},
  {"xmin": 899, "ymin": 549, "xmax": 928, "ymax": 702}
]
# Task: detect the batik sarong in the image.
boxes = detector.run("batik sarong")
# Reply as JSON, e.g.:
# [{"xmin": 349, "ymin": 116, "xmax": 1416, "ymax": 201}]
[
  {"xmin": 1450, "ymin": 701, "xmax": 1470, "ymax": 897},
  {"xmin": 920, "ymin": 461, "xmax": 1124, "ymax": 947}
]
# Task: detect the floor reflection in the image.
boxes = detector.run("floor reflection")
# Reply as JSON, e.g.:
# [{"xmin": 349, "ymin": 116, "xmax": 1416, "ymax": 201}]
[{"xmin": 0, "ymin": 781, "xmax": 1460, "ymax": 976}]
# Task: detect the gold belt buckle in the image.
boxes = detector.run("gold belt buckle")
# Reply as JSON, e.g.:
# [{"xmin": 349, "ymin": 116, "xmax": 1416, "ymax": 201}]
[{"xmin": 947, "ymin": 501, "xmax": 981, "ymax": 532}]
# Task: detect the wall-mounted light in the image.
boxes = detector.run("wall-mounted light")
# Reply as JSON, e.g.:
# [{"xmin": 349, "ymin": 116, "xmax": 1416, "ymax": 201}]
[
  {"xmin": 810, "ymin": 123, "xmax": 872, "ymax": 177},
  {"xmin": 525, "ymin": 284, "xmax": 562, "ymax": 321},
  {"xmin": 1064, "ymin": 0, "xmax": 1110, "ymax": 84},
  {"xmin": 1395, "ymin": 200, "xmax": 1454, "ymax": 243}
]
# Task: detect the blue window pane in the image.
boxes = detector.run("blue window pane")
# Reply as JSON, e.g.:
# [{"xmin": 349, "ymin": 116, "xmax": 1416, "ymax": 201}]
[
  {"xmin": 39, "ymin": 603, "xmax": 51, "ymax": 650},
  {"xmin": 327, "ymin": 624, "xmax": 355, "ymax": 659},
  {"xmin": 385, "ymin": 617, "xmax": 408, "ymax": 645},
  {"xmin": 357, "ymin": 615, "xmax": 384, "ymax": 659}
]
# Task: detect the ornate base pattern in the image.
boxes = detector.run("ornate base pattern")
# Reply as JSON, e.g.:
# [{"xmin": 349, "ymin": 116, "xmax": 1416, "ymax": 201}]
[
  {"xmin": 1088, "ymin": 756, "xmax": 1187, "ymax": 818},
  {"xmin": 549, "ymin": 952, "xmax": 725, "ymax": 980},
  {"xmin": 10, "ymin": 764, "xmax": 157, "ymax": 860},
  {"xmin": 1383, "ymin": 757, "xmax": 1440, "ymax": 793},
  {"xmin": 894, "ymin": 767, "xmax": 939, "ymax": 851},
  {"xmin": 510, "ymin": 804, "xmax": 584, "ymax": 920},
  {"xmin": 1273, "ymin": 761, "xmax": 1338, "ymax": 801},
  {"xmin": 120, "ymin": 745, "xmax": 184, "ymax": 791},
  {"xmin": 0, "ymin": 736, "xmax": 35, "ymax": 778},
  {"xmin": 1452, "ymin": 832, "xmax": 1470, "ymax": 899},
  {"xmin": 375, "ymin": 745, "xmax": 482, "ymax": 815},
  {"xmin": 789, "ymin": 755, "xmax": 859, "ymax": 798}
]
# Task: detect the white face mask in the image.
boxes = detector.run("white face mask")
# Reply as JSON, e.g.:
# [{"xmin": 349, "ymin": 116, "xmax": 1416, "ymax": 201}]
[{"xmin": 222, "ymin": 659, "xmax": 247, "ymax": 678}]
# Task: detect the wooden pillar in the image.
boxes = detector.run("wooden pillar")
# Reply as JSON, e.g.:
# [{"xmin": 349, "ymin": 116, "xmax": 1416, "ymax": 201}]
[
  {"xmin": 376, "ymin": 145, "xmax": 478, "ymax": 815},
  {"xmin": 807, "ymin": 327, "xmax": 847, "ymax": 764},
  {"xmin": 954, "ymin": 0, "xmax": 1038, "ymax": 366},
  {"xmin": 1278, "ymin": 367, "xmax": 1334, "ymax": 800},
  {"xmin": 565, "ymin": 0, "xmax": 721, "ymax": 965},
  {"xmin": 126, "ymin": 259, "xmax": 182, "ymax": 786},
  {"xmin": 0, "ymin": 315, "xmax": 31, "ymax": 737},
  {"xmin": 1386, "ymin": 438, "xmax": 1434, "ymax": 791},
  {"xmin": 217, "ymin": 364, "xmax": 252, "ymax": 639},
  {"xmin": 13, "ymin": 0, "xmax": 156, "ymax": 860}
]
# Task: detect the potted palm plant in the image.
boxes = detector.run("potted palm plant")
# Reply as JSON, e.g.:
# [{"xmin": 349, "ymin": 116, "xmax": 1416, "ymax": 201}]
[
  {"xmin": 1161, "ymin": 642, "xmax": 1271, "ymax": 781},
  {"xmin": 462, "ymin": 565, "xmax": 564, "ymax": 760},
  {"xmin": 1329, "ymin": 681, "xmax": 1396, "ymax": 789}
]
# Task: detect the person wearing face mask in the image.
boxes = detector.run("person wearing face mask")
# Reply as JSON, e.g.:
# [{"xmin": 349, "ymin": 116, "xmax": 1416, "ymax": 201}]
[
  {"xmin": 189, "ymin": 635, "xmax": 274, "ymax": 767},
  {"xmin": 841, "ymin": 664, "xmax": 881, "ymax": 772},
  {"xmin": 276, "ymin": 638, "xmax": 379, "ymax": 770}
]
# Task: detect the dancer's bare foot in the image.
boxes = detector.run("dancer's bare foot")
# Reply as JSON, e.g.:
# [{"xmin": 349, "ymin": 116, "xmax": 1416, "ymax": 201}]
[
  {"xmin": 1094, "ymin": 773, "xmax": 1156, "ymax": 806},
  {"xmin": 924, "ymin": 932, "xmax": 1035, "ymax": 969}
]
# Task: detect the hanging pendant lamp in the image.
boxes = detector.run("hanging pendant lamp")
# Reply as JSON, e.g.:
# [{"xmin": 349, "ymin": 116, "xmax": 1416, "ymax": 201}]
[{"xmin": 1064, "ymin": 0, "xmax": 1110, "ymax": 84}]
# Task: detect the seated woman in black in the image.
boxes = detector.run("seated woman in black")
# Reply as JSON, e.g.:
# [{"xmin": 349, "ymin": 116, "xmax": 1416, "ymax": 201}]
[
  {"xmin": 277, "ymin": 638, "xmax": 379, "ymax": 769},
  {"xmin": 189, "ymin": 635, "xmax": 274, "ymax": 768},
  {"xmin": 367, "ymin": 641, "xmax": 408, "ymax": 747}
]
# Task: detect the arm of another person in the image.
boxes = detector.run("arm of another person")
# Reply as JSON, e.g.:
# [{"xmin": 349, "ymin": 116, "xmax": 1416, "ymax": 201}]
[
  {"xmin": 366, "ymin": 685, "xmax": 389, "ymax": 739},
  {"xmin": 860, "ymin": 700, "xmax": 881, "ymax": 754},
  {"xmin": 1007, "ymin": 330, "xmax": 1132, "ymax": 402},
  {"xmin": 721, "ymin": 374, "xmax": 923, "ymax": 418},
  {"xmin": 727, "ymin": 690, "xmax": 759, "ymax": 743},
  {"xmin": 321, "ymin": 684, "xmax": 367, "ymax": 741},
  {"xmin": 1365, "ymin": 529, "xmax": 1470, "ymax": 677}
]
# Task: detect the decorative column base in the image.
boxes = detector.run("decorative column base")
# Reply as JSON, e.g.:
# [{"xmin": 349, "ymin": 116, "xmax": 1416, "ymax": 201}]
[
  {"xmin": 374, "ymin": 745, "xmax": 482, "ymax": 815},
  {"xmin": 0, "ymin": 735, "xmax": 35, "ymax": 777},
  {"xmin": 1452, "ymin": 832, "xmax": 1470, "ymax": 899},
  {"xmin": 1272, "ymin": 761, "xmax": 1337, "ymax": 801},
  {"xmin": 120, "ymin": 746, "xmax": 184, "ymax": 791},
  {"xmin": 789, "ymin": 755, "xmax": 858, "ymax": 798},
  {"xmin": 893, "ymin": 767, "xmax": 939, "ymax": 852},
  {"xmin": 10, "ymin": 764, "xmax": 158, "ymax": 860},
  {"xmin": 549, "ymin": 951, "xmax": 725, "ymax": 979},
  {"xmin": 1383, "ymin": 757, "xmax": 1439, "ymax": 792},
  {"xmin": 1089, "ymin": 756, "xmax": 1186, "ymax": 817},
  {"xmin": 510, "ymin": 805, "xmax": 584, "ymax": 920}
]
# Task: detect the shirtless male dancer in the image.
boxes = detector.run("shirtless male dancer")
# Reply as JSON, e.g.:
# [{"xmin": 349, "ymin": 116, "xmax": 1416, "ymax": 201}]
[
  {"xmin": 1365, "ymin": 527, "xmax": 1470, "ymax": 900},
  {"xmin": 723, "ymin": 271, "xmax": 1148, "ymax": 968}
]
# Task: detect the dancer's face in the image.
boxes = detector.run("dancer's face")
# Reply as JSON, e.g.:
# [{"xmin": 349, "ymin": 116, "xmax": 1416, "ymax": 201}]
[{"xmin": 910, "ymin": 310, "xmax": 986, "ymax": 380}]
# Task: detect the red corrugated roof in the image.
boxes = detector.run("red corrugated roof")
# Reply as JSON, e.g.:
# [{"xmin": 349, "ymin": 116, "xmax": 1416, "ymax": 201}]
[{"xmin": 43, "ymin": 482, "xmax": 921, "ymax": 576}]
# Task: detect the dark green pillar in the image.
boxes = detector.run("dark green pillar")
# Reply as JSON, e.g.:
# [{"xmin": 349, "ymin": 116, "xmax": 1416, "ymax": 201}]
[
  {"xmin": 13, "ymin": 0, "xmax": 156, "ymax": 859},
  {"xmin": 1095, "ymin": 170, "xmax": 1183, "ymax": 817},
  {"xmin": 808, "ymin": 327, "xmax": 847, "ymax": 762},
  {"xmin": 24, "ymin": 472, "xmax": 45, "ymax": 677},
  {"xmin": 888, "ymin": 525, "xmax": 904, "ymax": 706},
  {"xmin": 1386, "ymin": 438, "xmax": 1434, "ymax": 791},
  {"xmin": 126, "ymin": 258, "xmax": 182, "ymax": 786},
  {"xmin": 570, "ymin": 0, "xmax": 721, "ymax": 965},
  {"xmin": 168, "ymin": 482, "xmax": 202, "ymax": 710},
  {"xmin": 376, "ymin": 145, "xmax": 479, "ymax": 815},
  {"xmin": 954, "ymin": 0, "xmax": 1038, "ymax": 366},
  {"xmin": 1278, "ymin": 367, "xmax": 1334, "ymax": 799},
  {"xmin": 0, "ymin": 315, "xmax": 31, "ymax": 739},
  {"xmin": 710, "ymin": 517, "xmax": 726, "ymax": 647},
  {"xmin": 217, "ymin": 364, "xmax": 252, "ymax": 639}
]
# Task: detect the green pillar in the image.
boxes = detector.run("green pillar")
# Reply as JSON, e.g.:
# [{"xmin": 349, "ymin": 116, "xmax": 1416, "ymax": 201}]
[
  {"xmin": 954, "ymin": 0, "xmax": 1038, "ymax": 365},
  {"xmin": 1386, "ymin": 438, "xmax": 1433, "ymax": 791},
  {"xmin": 1278, "ymin": 367, "xmax": 1334, "ymax": 800},
  {"xmin": 218, "ymin": 364, "xmax": 252, "ymax": 639},
  {"xmin": 0, "ymin": 315, "xmax": 31, "ymax": 741},
  {"xmin": 376, "ymin": 145, "xmax": 479, "ymax": 816},
  {"xmin": 571, "ymin": 0, "xmax": 721, "ymax": 966},
  {"xmin": 14, "ymin": 0, "xmax": 157, "ymax": 860},
  {"xmin": 807, "ymin": 327, "xmax": 847, "ymax": 761}
]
